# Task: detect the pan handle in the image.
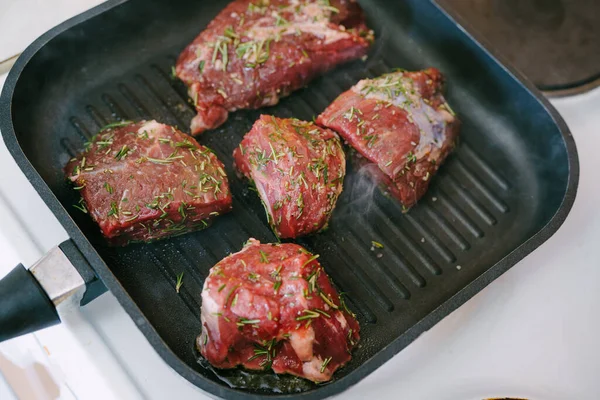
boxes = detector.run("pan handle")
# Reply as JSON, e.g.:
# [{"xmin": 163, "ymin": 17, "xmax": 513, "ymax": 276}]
[
  {"xmin": 0, "ymin": 263, "xmax": 59, "ymax": 341},
  {"xmin": 0, "ymin": 240, "xmax": 106, "ymax": 342}
]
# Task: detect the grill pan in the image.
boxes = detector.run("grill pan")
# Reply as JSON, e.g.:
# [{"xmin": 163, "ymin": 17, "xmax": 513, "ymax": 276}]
[{"xmin": 0, "ymin": 0, "xmax": 578, "ymax": 398}]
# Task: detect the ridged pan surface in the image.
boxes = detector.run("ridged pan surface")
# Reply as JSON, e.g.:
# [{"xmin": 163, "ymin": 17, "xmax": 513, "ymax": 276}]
[{"xmin": 0, "ymin": 0, "xmax": 578, "ymax": 398}]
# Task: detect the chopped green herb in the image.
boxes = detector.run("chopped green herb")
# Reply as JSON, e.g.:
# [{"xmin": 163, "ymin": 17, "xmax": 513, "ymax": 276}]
[
  {"xmin": 73, "ymin": 198, "xmax": 88, "ymax": 213},
  {"xmin": 145, "ymin": 155, "xmax": 184, "ymax": 164},
  {"xmin": 320, "ymin": 356, "xmax": 332, "ymax": 373},
  {"xmin": 175, "ymin": 139, "xmax": 196, "ymax": 149},
  {"xmin": 115, "ymin": 145, "xmax": 130, "ymax": 161},
  {"xmin": 295, "ymin": 309, "xmax": 321, "ymax": 321},
  {"xmin": 103, "ymin": 182, "xmax": 114, "ymax": 194},
  {"xmin": 315, "ymin": 308, "xmax": 331, "ymax": 318},
  {"xmin": 175, "ymin": 272, "xmax": 184, "ymax": 293},
  {"xmin": 302, "ymin": 254, "xmax": 320, "ymax": 268},
  {"xmin": 339, "ymin": 292, "xmax": 356, "ymax": 318},
  {"xmin": 372, "ymin": 241, "xmax": 384, "ymax": 249},
  {"xmin": 271, "ymin": 265, "xmax": 283, "ymax": 278},
  {"xmin": 275, "ymin": 13, "xmax": 288, "ymax": 26},
  {"xmin": 237, "ymin": 318, "xmax": 261, "ymax": 325},
  {"xmin": 259, "ymin": 249, "xmax": 269, "ymax": 263},
  {"xmin": 212, "ymin": 36, "xmax": 230, "ymax": 71},
  {"xmin": 107, "ymin": 201, "xmax": 119, "ymax": 218},
  {"xmin": 178, "ymin": 203, "xmax": 187, "ymax": 220},
  {"xmin": 100, "ymin": 120, "xmax": 132, "ymax": 132},
  {"xmin": 319, "ymin": 292, "xmax": 339, "ymax": 309},
  {"xmin": 224, "ymin": 26, "xmax": 238, "ymax": 38}
]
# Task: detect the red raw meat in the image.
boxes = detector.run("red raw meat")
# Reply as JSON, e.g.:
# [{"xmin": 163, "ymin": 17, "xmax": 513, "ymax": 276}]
[
  {"xmin": 317, "ymin": 68, "xmax": 460, "ymax": 208},
  {"xmin": 233, "ymin": 115, "xmax": 346, "ymax": 238},
  {"xmin": 198, "ymin": 239, "xmax": 360, "ymax": 382},
  {"xmin": 65, "ymin": 120, "xmax": 232, "ymax": 245},
  {"xmin": 175, "ymin": 0, "xmax": 374, "ymax": 135}
]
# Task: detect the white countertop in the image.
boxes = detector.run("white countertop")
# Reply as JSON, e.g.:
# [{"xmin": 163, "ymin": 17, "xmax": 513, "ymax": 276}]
[{"xmin": 1, "ymin": 2, "xmax": 599, "ymax": 399}]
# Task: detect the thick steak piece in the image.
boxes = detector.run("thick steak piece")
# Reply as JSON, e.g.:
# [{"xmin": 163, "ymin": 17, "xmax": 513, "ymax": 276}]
[
  {"xmin": 65, "ymin": 120, "xmax": 232, "ymax": 245},
  {"xmin": 175, "ymin": 0, "xmax": 373, "ymax": 135},
  {"xmin": 233, "ymin": 115, "xmax": 346, "ymax": 238},
  {"xmin": 317, "ymin": 68, "xmax": 460, "ymax": 208},
  {"xmin": 198, "ymin": 239, "xmax": 360, "ymax": 382}
]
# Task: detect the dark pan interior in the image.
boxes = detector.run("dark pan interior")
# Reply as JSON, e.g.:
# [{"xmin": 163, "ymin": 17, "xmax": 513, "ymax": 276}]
[{"xmin": 5, "ymin": 0, "xmax": 576, "ymax": 398}]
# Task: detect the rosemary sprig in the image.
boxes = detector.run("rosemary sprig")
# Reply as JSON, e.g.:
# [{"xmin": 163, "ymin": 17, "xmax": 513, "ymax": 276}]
[
  {"xmin": 259, "ymin": 249, "xmax": 269, "ymax": 263},
  {"xmin": 175, "ymin": 272, "xmax": 184, "ymax": 293},
  {"xmin": 319, "ymin": 291, "xmax": 339, "ymax": 309},
  {"xmin": 302, "ymin": 254, "xmax": 320, "ymax": 268},
  {"xmin": 107, "ymin": 201, "xmax": 119, "ymax": 218},
  {"xmin": 295, "ymin": 309, "xmax": 321, "ymax": 321},
  {"xmin": 103, "ymin": 182, "xmax": 114, "ymax": 194},
  {"xmin": 320, "ymin": 356, "xmax": 332, "ymax": 373},
  {"xmin": 236, "ymin": 318, "xmax": 261, "ymax": 326},
  {"xmin": 175, "ymin": 139, "xmax": 196, "ymax": 149},
  {"xmin": 100, "ymin": 120, "xmax": 132, "ymax": 132},
  {"xmin": 114, "ymin": 145, "xmax": 130, "ymax": 161},
  {"xmin": 73, "ymin": 198, "xmax": 88, "ymax": 213},
  {"xmin": 145, "ymin": 155, "xmax": 184, "ymax": 164},
  {"xmin": 372, "ymin": 241, "xmax": 384, "ymax": 249}
]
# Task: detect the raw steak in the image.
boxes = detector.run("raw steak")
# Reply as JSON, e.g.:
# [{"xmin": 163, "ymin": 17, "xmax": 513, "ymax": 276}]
[
  {"xmin": 175, "ymin": 0, "xmax": 374, "ymax": 135},
  {"xmin": 317, "ymin": 68, "xmax": 460, "ymax": 208},
  {"xmin": 198, "ymin": 238, "xmax": 360, "ymax": 382},
  {"xmin": 233, "ymin": 115, "xmax": 346, "ymax": 238},
  {"xmin": 65, "ymin": 120, "xmax": 232, "ymax": 245}
]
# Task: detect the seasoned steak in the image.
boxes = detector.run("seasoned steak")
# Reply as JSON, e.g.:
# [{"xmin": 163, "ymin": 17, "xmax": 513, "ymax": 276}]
[
  {"xmin": 198, "ymin": 239, "xmax": 360, "ymax": 382},
  {"xmin": 175, "ymin": 0, "xmax": 374, "ymax": 135},
  {"xmin": 317, "ymin": 68, "xmax": 460, "ymax": 208},
  {"xmin": 233, "ymin": 115, "xmax": 346, "ymax": 238},
  {"xmin": 65, "ymin": 120, "xmax": 232, "ymax": 245}
]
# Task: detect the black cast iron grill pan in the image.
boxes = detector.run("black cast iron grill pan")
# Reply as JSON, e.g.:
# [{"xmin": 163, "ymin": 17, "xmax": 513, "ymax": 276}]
[{"xmin": 0, "ymin": 0, "xmax": 578, "ymax": 398}]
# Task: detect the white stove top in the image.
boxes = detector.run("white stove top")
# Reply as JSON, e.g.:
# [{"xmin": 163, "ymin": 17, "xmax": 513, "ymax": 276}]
[{"xmin": 1, "ymin": 3, "xmax": 600, "ymax": 399}]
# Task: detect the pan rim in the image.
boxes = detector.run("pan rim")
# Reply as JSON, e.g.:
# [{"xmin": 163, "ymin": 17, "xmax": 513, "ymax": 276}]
[{"xmin": 0, "ymin": 0, "xmax": 579, "ymax": 398}]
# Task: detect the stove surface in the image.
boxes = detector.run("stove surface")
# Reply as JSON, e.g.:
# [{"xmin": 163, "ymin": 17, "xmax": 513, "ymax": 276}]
[{"xmin": 438, "ymin": 0, "xmax": 600, "ymax": 93}]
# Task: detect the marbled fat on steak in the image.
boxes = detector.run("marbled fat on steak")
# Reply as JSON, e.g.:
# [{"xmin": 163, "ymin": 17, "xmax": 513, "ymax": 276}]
[
  {"xmin": 198, "ymin": 239, "xmax": 360, "ymax": 382},
  {"xmin": 317, "ymin": 68, "xmax": 460, "ymax": 208}
]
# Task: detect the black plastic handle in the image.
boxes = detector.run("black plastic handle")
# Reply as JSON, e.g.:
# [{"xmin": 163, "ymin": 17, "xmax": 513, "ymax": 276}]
[{"xmin": 0, "ymin": 264, "xmax": 60, "ymax": 342}]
